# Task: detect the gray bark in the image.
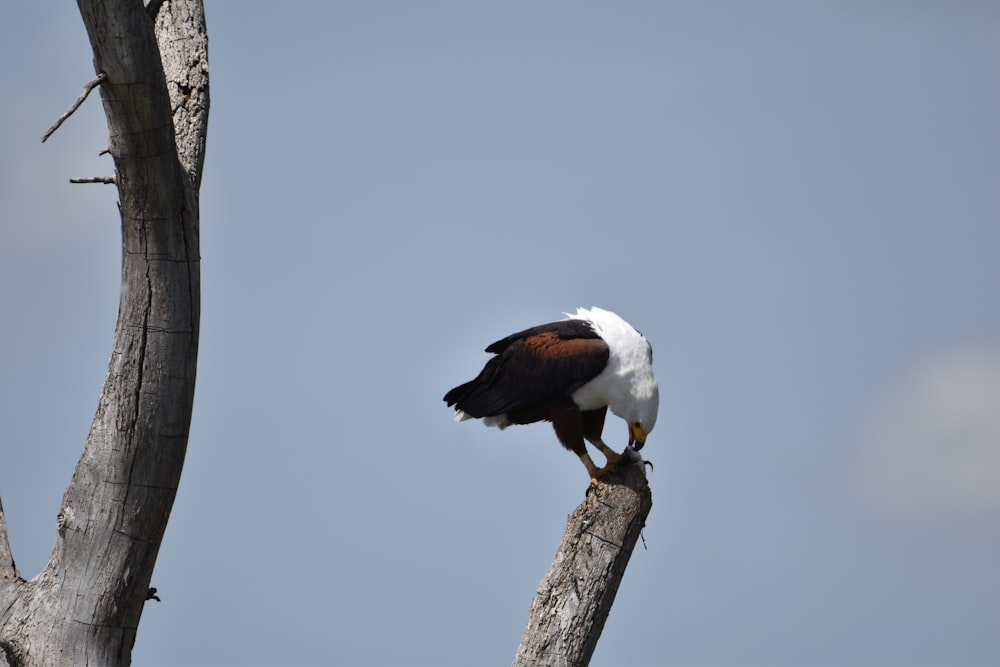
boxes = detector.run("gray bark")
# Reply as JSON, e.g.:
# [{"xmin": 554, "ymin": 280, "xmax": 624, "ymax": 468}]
[
  {"xmin": 513, "ymin": 449, "xmax": 653, "ymax": 667},
  {"xmin": 0, "ymin": 1, "xmax": 208, "ymax": 665}
]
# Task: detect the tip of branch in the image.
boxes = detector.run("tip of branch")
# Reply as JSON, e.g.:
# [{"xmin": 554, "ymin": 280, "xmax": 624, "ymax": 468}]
[{"xmin": 595, "ymin": 447, "xmax": 650, "ymax": 494}]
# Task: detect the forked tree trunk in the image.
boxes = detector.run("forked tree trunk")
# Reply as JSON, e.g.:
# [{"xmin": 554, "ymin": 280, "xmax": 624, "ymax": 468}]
[
  {"xmin": 0, "ymin": 1, "xmax": 208, "ymax": 665},
  {"xmin": 513, "ymin": 449, "xmax": 653, "ymax": 667}
]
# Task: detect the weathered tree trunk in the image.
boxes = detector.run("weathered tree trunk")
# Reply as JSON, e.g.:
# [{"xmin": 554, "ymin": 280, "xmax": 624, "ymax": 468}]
[
  {"xmin": 0, "ymin": 1, "xmax": 208, "ymax": 665},
  {"xmin": 513, "ymin": 449, "xmax": 653, "ymax": 667}
]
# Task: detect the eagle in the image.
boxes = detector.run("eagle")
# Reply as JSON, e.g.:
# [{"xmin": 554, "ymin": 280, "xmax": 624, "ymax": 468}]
[{"xmin": 444, "ymin": 307, "xmax": 659, "ymax": 485}]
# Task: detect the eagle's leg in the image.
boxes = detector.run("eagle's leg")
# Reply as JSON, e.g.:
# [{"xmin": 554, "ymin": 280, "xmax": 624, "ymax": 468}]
[
  {"xmin": 577, "ymin": 451, "xmax": 610, "ymax": 487},
  {"xmin": 591, "ymin": 438, "xmax": 623, "ymax": 466},
  {"xmin": 553, "ymin": 405, "xmax": 620, "ymax": 486},
  {"xmin": 578, "ymin": 407, "xmax": 620, "ymax": 485},
  {"xmin": 577, "ymin": 438, "xmax": 625, "ymax": 487}
]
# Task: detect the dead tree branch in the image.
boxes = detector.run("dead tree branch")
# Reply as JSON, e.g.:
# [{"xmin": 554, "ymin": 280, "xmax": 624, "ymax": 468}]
[
  {"xmin": 0, "ymin": 498, "xmax": 19, "ymax": 588},
  {"xmin": 0, "ymin": 1, "xmax": 208, "ymax": 663},
  {"xmin": 513, "ymin": 448, "xmax": 653, "ymax": 667},
  {"xmin": 69, "ymin": 175, "xmax": 116, "ymax": 184},
  {"xmin": 41, "ymin": 72, "xmax": 106, "ymax": 143}
]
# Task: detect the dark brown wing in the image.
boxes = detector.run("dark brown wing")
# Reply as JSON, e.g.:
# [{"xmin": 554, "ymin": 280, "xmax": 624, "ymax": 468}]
[{"xmin": 444, "ymin": 319, "xmax": 610, "ymax": 418}]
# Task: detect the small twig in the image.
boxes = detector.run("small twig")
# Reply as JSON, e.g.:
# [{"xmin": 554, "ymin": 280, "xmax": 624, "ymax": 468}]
[
  {"xmin": 70, "ymin": 176, "xmax": 116, "ymax": 185},
  {"xmin": 41, "ymin": 72, "xmax": 107, "ymax": 143}
]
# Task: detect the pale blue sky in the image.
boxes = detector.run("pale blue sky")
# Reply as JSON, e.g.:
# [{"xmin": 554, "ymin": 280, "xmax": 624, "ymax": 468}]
[{"xmin": 2, "ymin": 3, "xmax": 999, "ymax": 666}]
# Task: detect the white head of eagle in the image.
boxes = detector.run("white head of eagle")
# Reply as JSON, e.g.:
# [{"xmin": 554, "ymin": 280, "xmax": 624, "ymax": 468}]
[{"xmin": 444, "ymin": 306, "xmax": 659, "ymax": 485}]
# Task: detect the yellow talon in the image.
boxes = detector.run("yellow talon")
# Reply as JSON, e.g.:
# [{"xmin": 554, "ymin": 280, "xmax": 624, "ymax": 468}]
[{"xmin": 579, "ymin": 449, "xmax": 621, "ymax": 488}]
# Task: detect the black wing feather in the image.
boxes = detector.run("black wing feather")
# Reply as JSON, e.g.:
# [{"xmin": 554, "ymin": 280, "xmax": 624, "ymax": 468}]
[{"xmin": 444, "ymin": 319, "xmax": 609, "ymax": 418}]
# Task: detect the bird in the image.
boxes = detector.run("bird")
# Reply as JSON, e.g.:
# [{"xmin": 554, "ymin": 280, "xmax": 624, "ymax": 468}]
[{"xmin": 444, "ymin": 307, "xmax": 659, "ymax": 485}]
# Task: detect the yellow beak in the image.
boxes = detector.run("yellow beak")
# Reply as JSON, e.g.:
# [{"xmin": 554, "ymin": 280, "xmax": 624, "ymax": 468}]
[{"xmin": 628, "ymin": 422, "xmax": 647, "ymax": 451}]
